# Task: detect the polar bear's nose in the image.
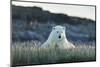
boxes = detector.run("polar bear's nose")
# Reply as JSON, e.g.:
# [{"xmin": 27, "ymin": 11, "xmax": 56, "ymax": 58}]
[{"xmin": 59, "ymin": 36, "xmax": 61, "ymax": 39}]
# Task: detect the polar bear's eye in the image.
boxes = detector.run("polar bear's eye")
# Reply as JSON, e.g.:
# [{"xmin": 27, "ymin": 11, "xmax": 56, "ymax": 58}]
[{"xmin": 57, "ymin": 31, "xmax": 59, "ymax": 33}]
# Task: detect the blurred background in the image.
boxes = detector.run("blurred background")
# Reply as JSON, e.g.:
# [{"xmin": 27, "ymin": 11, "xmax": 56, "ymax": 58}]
[{"xmin": 12, "ymin": 1, "xmax": 96, "ymax": 46}]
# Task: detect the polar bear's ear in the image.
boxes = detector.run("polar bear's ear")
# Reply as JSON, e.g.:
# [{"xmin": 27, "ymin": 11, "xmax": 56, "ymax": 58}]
[
  {"xmin": 63, "ymin": 26, "xmax": 66, "ymax": 30},
  {"xmin": 52, "ymin": 27, "xmax": 55, "ymax": 30}
]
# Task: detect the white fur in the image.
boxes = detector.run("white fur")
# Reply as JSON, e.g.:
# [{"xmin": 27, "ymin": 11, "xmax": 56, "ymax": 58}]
[{"xmin": 41, "ymin": 25, "xmax": 75, "ymax": 49}]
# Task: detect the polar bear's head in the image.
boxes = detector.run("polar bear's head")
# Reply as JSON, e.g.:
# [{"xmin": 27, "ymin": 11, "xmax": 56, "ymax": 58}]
[{"xmin": 50, "ymin": 25, "xmax": 66, "ymax": 41}]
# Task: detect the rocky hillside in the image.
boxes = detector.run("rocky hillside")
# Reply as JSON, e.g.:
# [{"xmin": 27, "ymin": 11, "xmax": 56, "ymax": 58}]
[{"xmin": 12, "ymin": 5, "xmax": 96, "ymax": 45}]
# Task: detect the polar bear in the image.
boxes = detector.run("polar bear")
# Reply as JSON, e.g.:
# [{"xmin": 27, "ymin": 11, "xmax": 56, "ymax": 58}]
[{"xmin": 41, "ymin": 25, "xmax": 75, "ymax": 49}]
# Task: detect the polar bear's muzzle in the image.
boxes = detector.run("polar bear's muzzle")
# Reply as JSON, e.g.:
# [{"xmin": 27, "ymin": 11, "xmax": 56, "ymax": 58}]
[{"xmin": 59, "ymin": 35, "xmax": 61, "ymax": 39}]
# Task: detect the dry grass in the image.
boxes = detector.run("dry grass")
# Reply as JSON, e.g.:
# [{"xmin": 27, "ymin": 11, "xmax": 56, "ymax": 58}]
[{"xmin": 11, "ymin": 42, "xmax": 96, "ymax": 66}]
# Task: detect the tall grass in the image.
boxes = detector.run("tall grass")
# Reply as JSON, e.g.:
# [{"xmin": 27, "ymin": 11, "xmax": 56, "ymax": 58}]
[{"xmin": 11, "ymin": 42, "xmax": 96, "ymax": 66}]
